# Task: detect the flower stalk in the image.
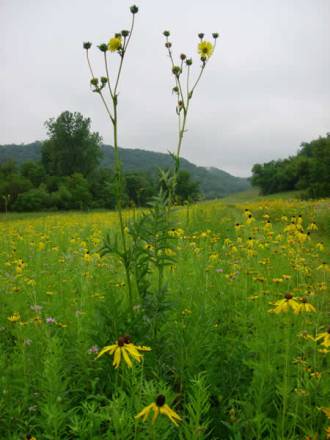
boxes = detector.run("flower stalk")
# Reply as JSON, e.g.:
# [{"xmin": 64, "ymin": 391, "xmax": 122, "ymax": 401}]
[{"xmin": 83, "ymin": 6, "xmax": 139, "ymax": 314}]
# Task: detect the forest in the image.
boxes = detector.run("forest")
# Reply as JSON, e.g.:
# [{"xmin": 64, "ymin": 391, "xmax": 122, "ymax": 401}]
[{"xmin": 251, "ymin": 134, "xmax": 330, "ymax": 198}]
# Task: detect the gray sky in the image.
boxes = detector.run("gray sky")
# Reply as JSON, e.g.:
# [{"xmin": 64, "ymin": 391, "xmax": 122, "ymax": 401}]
[{"xmin": 1, "ymin": 0, "xmax": 329, "ymax": 176}]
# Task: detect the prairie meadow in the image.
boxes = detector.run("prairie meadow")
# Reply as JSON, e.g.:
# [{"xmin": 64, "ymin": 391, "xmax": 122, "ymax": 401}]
[{"xmin": 1, "ymin": 196, "xmax": 329, "ymax": 439}]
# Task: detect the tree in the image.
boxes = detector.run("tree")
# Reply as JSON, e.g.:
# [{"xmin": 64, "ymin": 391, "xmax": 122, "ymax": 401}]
[
  {"xmin": 21, "ymin": 161, "xmax": 46, "ymax": 187},
  {"xmin": 41, "ymin": 111, "xmax": 103, "ymax": 177},
  {"xmin": 125, "ymin": 172, "xmax": 156, "ymax": 206},
  {"xmin": 175, "ymin": 170, "xmax": 200, "ymax": 203}
]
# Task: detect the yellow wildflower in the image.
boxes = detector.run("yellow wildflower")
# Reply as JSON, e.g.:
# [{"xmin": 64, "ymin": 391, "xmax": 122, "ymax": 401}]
[
  {"xmin": 315, "ymin": 328, "xmax": 330, "ymax": 348},
  {"xmin": 270, "ymin": 293, "xmax": 300, "ymax": 314},
  {"xmin": 321, "ymin": 407, "xmax": 330, "ymax": 419},
  {"xmin": 96, "ymin": 335, "xmax": 151, "ymax": 368},
  {"xmin": 197, "ymin": 40, "xmax": 213, "ymax": 59},
  {"xmin": 8, "ymin": 312, "xmax": 21, "ymax": 322},
  {"xmin": 326, "ymin": 426, "xmax": 330, "ymax": 439},
  {"xmin": 298, "ymin": 298, "xmax": 316, "ymax": 313},
  {"xmin": 108, "ymin": 35, "xmax": 122, "ymax": 52},
  {"xmin": 307, "ymin": 222, "xmax": 318, "ymax": 231},
  {"xmin": 135, "ymin": 395, "xmax": 182, "ymax": 426}
]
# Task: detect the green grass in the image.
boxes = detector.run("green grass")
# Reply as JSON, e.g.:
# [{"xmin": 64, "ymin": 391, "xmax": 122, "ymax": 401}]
[{"xmin": 0, "ymin": 197, "xmax": 329, "ymax": 439}]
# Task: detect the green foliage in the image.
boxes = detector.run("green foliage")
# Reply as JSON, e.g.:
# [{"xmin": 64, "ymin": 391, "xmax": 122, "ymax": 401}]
[
  {"xmin": 252, "ymin": 133, "xmax": 330, "ymax": 198},
  {"xmin": 13, "ymin": 186, "xmax": 50, "ymax": 212},
  {"xmin": 176, "ymin": 170, "xmax": 200, "ymax": 203},
  {"xmin": 41, "ymin": 111, "xmax": 103, "ymax": 177},
  {"xmin": 21, "ymin": 161, "xmax": 46, "ymax": 187},
  {"xmin": 0, "ymin": 142, "xmax": 251, "ymax": 200},
  {"xmin": 1, "ymin": 199, "xmax": 329, "ymax": 438}
]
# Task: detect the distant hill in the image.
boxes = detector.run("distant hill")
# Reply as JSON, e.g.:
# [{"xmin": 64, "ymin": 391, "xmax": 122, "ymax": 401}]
[{"xmin": 0, "ymin": 142, "xmax": 250, "ymax": 198}]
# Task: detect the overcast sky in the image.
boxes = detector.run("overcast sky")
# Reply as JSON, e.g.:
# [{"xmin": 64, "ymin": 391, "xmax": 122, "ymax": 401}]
[{"xmin": 1, "ymin": 0, "xmax": 329, "ymax": 176}]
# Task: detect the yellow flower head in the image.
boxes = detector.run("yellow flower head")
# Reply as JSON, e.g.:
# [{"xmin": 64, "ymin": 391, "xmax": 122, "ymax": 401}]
[
  {"xmin": 299, "ymin": 297, "xmax": 316, "ymax": 313},
  {"xmin": 315, "ymin": 328, "xmax": 330, "ymax": 348},
  {"xmin": 108, "ymin": 35, "xmax": 122, "ymax": 52},
  {"xmin": 197, "ymin": 40, "xmax": 214, "ymax": 59},
  {"xmin": 96, "ymin": 335, "xmax": 151, "ymax": 368},
  {"xmin": 8, "ymin": 312, "xmax": 21, "ymax": 323},
  {"xmin": 270, "ymin": 293, "xmax": 300, "ymax": 314},
  {"xmin": 135, "ymin": 394, "xmax": 182, "ymax": 426}
]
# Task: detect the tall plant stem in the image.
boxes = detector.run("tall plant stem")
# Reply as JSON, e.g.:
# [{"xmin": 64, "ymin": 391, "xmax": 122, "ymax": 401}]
[{"xmin": 112, "ymin": 103, "xmax": 134, "ymax": 313}]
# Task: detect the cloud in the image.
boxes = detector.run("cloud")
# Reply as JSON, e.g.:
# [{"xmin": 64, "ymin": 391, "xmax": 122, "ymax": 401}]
[{"xmin": 1, "ymin": 0, "xmax": 329, "ymax": 176}]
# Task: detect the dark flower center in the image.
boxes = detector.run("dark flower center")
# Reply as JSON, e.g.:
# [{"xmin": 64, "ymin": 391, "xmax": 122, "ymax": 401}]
[
  {"xmin": 155, "ymin": 394, "xmax": 166, "ymax": 407},
  {"xmin": 285, "ymin": 293, "xmax": 293, "ymax": 300},
  {"xmin": 117, "ymin": 336, "xmax": 126, "ymax": 346}
]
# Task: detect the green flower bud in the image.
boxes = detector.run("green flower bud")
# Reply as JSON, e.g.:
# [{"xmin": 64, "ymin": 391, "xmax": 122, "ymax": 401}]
[
  {"xmin": 83, "ymin": 42, "xmax": 92, "ymax": 50},
  {"xmin": 186, "ymin": 58, "xmax": 193, "ymax": 66},
  {"xmin": 115, "ymin": 33, "xmax": 121, "ymax": 38},
  {"xmin": 90, "ymin": 78, "xmax": 99, "ymax": 86},
  {"xmin": 212, "ymin": 32, "xmax": 219, "ymax": 39},
  {"xmin": 180, "ymin": 53, "xmax": 187, "ymax": 60},
  {"xmin": 198, "ymin": 33, "xmax": 204, "ymax": 40},
  {"xmin": 130, "ymin": 5, "xmax": 139, "ymax": 14},
  {"xmin": 100, "ymin": 77, "xmax": 108, "ymax": 84},
  {"xmin": 98, "ymin": 43, "xmax": 108, "ymax": 52},
  {"xmin": 163, "ymin": 30, "xmax": 170, "ymax": 37},
  {"xmin": 172, "ymin": 66, "xmax": 182, "ymax": 76},
  {"xmin": 121, "ymin": 30, "xmax": 130, "ymax": 37},
  {"xmin": 172, "ymin": 86, "xmax": 179, "ymax": 94},
  {"xmin": 200, "ymin": 56, "xmax": 207, "ymax": 63}
]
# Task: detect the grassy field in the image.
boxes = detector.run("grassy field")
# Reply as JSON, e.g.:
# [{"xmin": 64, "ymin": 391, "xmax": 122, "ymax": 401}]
[{"xmin": 0, "ymin": 194, "xmax": 329, "ymax": 439}]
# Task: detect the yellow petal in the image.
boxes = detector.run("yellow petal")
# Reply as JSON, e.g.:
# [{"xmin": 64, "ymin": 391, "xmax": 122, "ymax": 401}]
[
  {"xmin": 152, "ymin": 405, "xmax": 159, "ymax": 424},
  {"xmin": 135, "ymin": 403, "xmax": 153, "ymax": 421},
  {"xmin": 135, "ymin": 345, "xmax": 152, "ymax": 352},
  {"xmin": 124, "ymin": 343, "xmax": 143, "ymax": 361},
  {"xmin": 113, "ymin": 347, "xmax": 121, "ymax": 368},
  {"xmin": 321, "ymin": 407, "xmax": 330, "ymax": 419},
  {"xmin": 121, "ymin": 347, "xmax": 133, "ymax": 368},
  {"xmin": 160, "ymin": 405, "xmax": 182, "ymax": 426},
  {"xmin": 96, "ymin": 344, "xmax": 117, "ymax": 359}
]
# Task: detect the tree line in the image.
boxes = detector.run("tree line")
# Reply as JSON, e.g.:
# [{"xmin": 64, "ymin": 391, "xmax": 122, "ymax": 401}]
[
  {"xmin": 251, "ymin": 134, "xmax": 330, "ymax": 198},
  {"xmin": 0, "ymin": 112, "xmax": 199, "ymax": 212}
]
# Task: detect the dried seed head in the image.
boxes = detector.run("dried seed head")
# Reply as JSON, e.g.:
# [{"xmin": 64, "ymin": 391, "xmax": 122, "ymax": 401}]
[
  {"xmin": 90, "ymin": 78, "xmax": 99, "ymax": 87},
  {"xmin": 98, "ymin": 43, "xmax": 108, "ymax": 52},
  {"xmin": 130, "ymin": 4, "xmax": 139, "ymax": 14},
  {"xmin": 172, "ymin": 65, "xmax": 182, "ymax": 76},
  {"xmin": 83, "ymin": 42, "xmax": 92, "ymax": 50}
]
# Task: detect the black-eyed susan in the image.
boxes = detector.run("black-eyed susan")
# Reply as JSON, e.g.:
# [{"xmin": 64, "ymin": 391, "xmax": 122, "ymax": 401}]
[
  {"xmin": 298, "ymin": 297, "xmax": 316, "ymax": 313},
  {"xmin": 269, "ymin": 293, "xmax": 300, "ymax": 314},
  {"xmin": 108, "ymin": 35, "xmax": 122, "ymax": 52},
  {"xmin": 96, "ymin": 335, "xmax": 151, "ymax": 368},
  {"xmin": 7, "ymin": 312, "xmax": 21, "ymax": 323},
  {"xmin": 315, "ymin": 328, "xmax": 330, "ymax": 348},
  {"xmin": 197, "ymin": 40, "xmax": 213, "ymax": 59},
  {"xmin": 135, "ymin": 394, "xmax": 182, "ymax": 426}
]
